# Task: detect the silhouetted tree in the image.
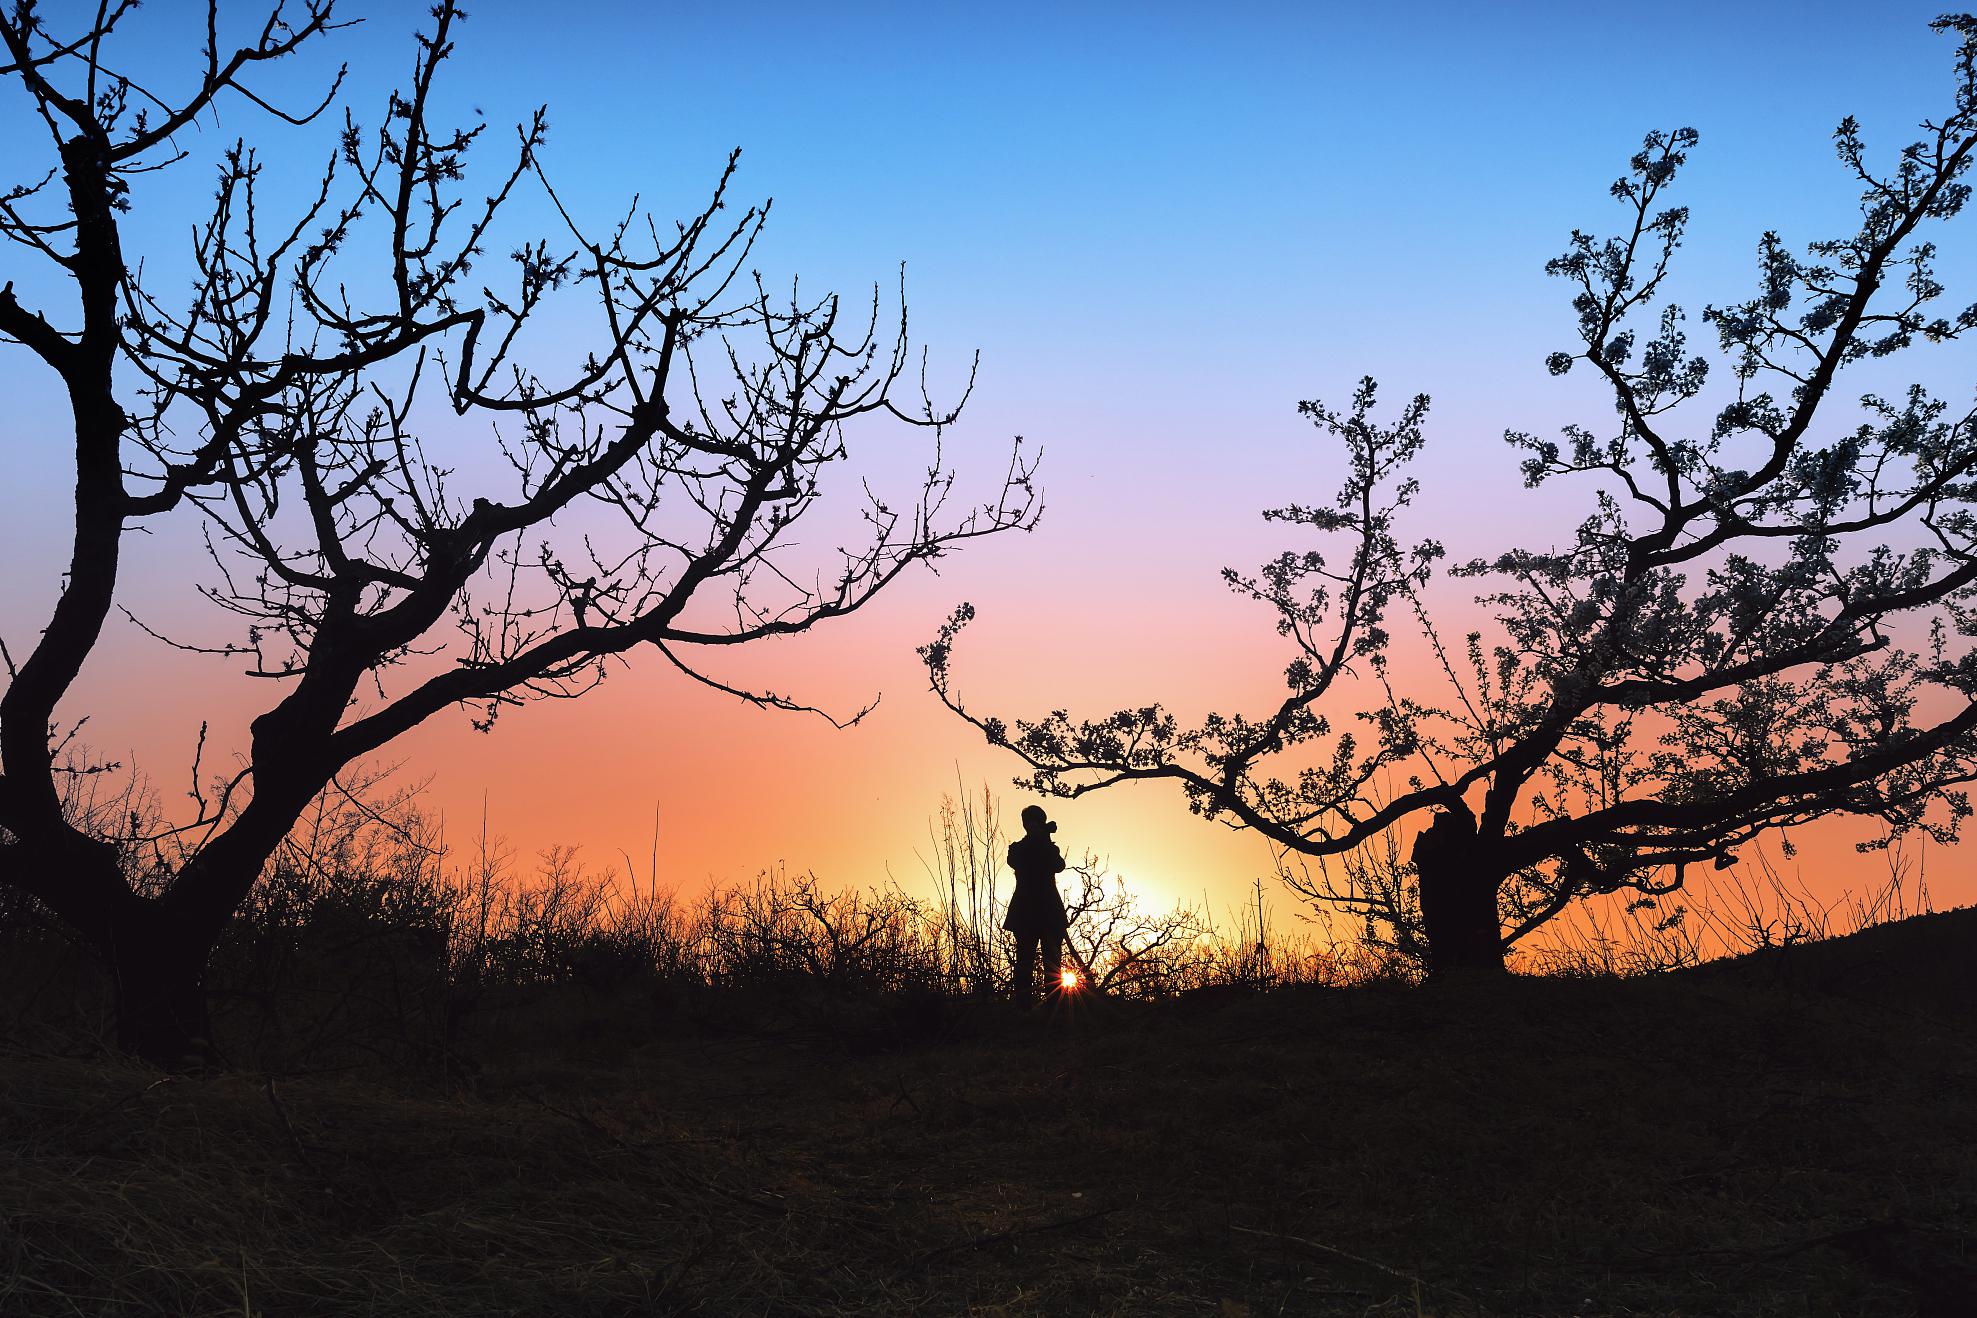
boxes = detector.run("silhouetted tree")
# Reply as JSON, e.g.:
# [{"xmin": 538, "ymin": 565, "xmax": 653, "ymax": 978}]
[
  {"xmin": 926, "ymin": 16, "xmax": 1977, "ymax": 977},
  {"xmin": 0, "ymin": 1, "xmax": 1036, "ymax": 1064}
]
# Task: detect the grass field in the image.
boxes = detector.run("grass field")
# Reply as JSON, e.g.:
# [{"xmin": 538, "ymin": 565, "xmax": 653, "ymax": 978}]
[{"xmin": 4, "ymin": 907, "xmax": 1975, "ymax": 1316}]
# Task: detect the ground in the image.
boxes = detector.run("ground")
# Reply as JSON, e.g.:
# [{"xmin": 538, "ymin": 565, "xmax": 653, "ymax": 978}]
[{"xmin": 3, "ymin": 908, "xmax": 1975, "ymax": 1316}]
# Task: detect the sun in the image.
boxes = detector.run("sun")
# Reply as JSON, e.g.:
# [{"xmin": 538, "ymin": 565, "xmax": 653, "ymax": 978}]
[{"xmin": 1058, "ymin": 968, "xmax": 1082, "ymax": 992}]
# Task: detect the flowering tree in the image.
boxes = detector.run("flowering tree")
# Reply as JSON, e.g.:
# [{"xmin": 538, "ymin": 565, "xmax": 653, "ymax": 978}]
[
  {"xmin": 927, "ymin": 16, "xmax": 1977, "ymax": 976},
  {"xmin": 0, "ymin": 0, "xmax": 1036, "ymax": 1063}
]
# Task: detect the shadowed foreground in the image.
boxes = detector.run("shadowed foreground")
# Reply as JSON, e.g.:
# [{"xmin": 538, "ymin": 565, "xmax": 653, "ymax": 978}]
[{"xmin": 4, "ymin": 908, "xmax": 1975, "ymax": 1316}]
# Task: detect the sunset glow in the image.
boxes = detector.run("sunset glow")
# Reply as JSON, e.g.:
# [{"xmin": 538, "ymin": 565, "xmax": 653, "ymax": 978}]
[
  {"xmin": 10, "ymin": 7, "xmax": 1977, "ymax": 1310},
  {"xmin": 3, "ymin": 0, "xmax": 1972, "ymax": 928}
]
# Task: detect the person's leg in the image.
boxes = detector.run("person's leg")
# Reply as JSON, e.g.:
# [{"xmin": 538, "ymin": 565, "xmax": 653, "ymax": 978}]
[
  {"xmin": 1042, "ymin": 934, "xmax": 1064, "ymax": 996},
  {"xmin": 1012, "ymin": 934, "xmax": 1038, "ymax": 1004}
]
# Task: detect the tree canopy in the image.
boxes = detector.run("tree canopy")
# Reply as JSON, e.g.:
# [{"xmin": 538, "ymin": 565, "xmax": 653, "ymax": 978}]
[
  {"xmin": 927, "ymin": 15, "xmax": 1977, "ymax": 972},
  {"xmin": 0, "ymin": 0, "xmax": 1034, "ymax": 1061}
]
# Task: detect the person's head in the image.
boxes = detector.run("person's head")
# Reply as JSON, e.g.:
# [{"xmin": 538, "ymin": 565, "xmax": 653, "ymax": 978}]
[{"xmin": 1020, "ymin": 804, "xmax": 1055, "ymax": 837}]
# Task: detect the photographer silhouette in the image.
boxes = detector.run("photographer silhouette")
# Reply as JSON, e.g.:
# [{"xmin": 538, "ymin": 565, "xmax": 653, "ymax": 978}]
[{"xmin": 1004, "ymin": 805, "xmax": 1069, "ymax": 1004}]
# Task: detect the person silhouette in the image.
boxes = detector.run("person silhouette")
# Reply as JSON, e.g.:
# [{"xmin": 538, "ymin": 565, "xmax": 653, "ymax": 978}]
[{"xmin": 1004, "ymin": 804, "xmax": 1069, "ymax": 1005}]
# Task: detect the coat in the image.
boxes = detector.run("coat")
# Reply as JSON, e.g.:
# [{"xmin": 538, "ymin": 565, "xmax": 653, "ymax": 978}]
[{"xmin": 1003, "ymin": 833, "xmax": 1068, "ymax": 937}]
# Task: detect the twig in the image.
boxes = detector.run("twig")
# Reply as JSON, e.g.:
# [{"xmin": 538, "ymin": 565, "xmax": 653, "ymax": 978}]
[
  {"xmin": 1614, "ymin": 1218, "xmax": 1923, "ymax": 1269},
  {"xmin": 32, "ymin": 1074, "xmax": 176, "ymax": 1144},
  {"xmin": 262, "ymin": 1077, "xmax": 331, "ymax": 1188},
  {"xmin": 1230, "ymin": 1224, "xmax": 1481, "ymax": 1310},
  {"xmin": 902, "ymin": 1205, "xmax": 1118, "ymax": 1273},
  {"xmin": 526, "ymin": 1090, "xmax": 787, "ymax": 1218}
]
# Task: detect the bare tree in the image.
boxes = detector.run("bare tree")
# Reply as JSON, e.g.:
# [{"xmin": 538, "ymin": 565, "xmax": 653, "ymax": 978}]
[
  {"xmin": 0, "ymin": 0, "xmax": 1036, "ymax": 1063},
  {"xmin": 926, "ymin": 15, "xmax": 1977, "ymax": 977}
]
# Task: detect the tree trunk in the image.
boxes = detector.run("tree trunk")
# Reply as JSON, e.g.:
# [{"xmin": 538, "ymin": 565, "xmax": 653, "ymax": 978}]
[
  {"xmin": 1414, "ymin": 844, "xmax": 1507, "ymax": 979},
  {"xmin": 106, "ymin": 907, "xmax": 217, "ymax": 1069}
]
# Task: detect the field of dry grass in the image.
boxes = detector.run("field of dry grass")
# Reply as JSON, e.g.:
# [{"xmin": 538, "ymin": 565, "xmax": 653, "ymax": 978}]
[{"xmin": 4, "ymin": 906, "xmax": 1975, "ymax": 1316}]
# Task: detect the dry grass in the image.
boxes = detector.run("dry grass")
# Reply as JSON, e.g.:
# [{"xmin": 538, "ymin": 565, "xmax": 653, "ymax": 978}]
[{"xmin": 5, "ymin": 906, "xmax": 1976, "ymax": 1315}]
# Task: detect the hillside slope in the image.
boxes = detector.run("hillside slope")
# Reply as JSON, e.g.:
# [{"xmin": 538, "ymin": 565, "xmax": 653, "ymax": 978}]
[{"xmin": 4, "ymin": 907, "xmax": 1975, "ymax": 1315}]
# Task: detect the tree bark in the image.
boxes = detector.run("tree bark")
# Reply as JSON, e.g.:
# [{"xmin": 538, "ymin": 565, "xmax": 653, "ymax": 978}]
[{"xmin": 105, "ymin": 905, "xmax": 218, "ymax": 1069}]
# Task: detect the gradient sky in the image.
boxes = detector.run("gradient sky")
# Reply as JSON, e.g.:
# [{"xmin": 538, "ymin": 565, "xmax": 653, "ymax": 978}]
[{"xmin": 3, "ymin": 1, "xmax": 1973, "ymax": 923}]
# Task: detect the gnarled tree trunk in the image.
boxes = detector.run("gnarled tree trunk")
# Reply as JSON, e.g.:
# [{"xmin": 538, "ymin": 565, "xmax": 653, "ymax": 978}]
[
  {"xmin": 1413, "ymin": 813, "xmax": 1507, "ymax": 978},
  {"xmin": 106, "ymin": 906, "xmax": 217, "ymax": 1069}
]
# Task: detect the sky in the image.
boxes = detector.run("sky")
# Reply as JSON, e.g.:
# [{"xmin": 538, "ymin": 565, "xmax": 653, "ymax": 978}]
[{"xmin": 2, "ymin": 0, "xmax": 1973, "ymax": 925}]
